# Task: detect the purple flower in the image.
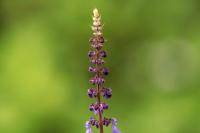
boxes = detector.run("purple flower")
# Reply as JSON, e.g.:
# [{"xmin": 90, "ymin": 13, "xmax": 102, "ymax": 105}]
[
  {"xmin": 101, "ymin": 103, "xmax": 109, "ymax": 110},
  {"xmin": 85, "ymin": 8, "xmax": 121, "ymax": 133},
  {"xmin": 94, "ymin": 120, "xmax": 99, "ymax": 128},
  {"xmin": 89, "ymin": 117, "xmax": 99, "ymax": 128},
  {"xmin": 99, "ymin": 50, "xmax": 107, "ymax": 58},
  {"xmin": 102, "ymin": 68, "xmax": 109, "ymax": 75},
  {"xmin": 89, "ymin": 103, "xmax": 99, "ymax": 114},
  {"xmin": 103, "ymin": 118, "xmax": 111, "ymax": 126},
  {"xmin": 85, "ymin": 121, "xmax": 93, "ymax": 133},
  {"xmin": 111, "ymin": 118, "xmax": 121, "ymax": 133},
  {"xmin": 88, "ymin": 50, "xmax": 96, "ymax": 57},
  {"xmin": 88, "ymin": 66, "xmax": 97, "ymax": 73},
  {"xmin": 89, "ymin": 103, "xmax": 95, "ymax": 111},
  {"xmin": 89, "ymin": 102, "xmax": 109, "ymax": 114},
  {"xmin": 102, "ymin": 88, "xmax": 112, "ymax": 99},
  {"xmin": 87, "ymin": 88, "xmax": 96, "ymax": 98}
]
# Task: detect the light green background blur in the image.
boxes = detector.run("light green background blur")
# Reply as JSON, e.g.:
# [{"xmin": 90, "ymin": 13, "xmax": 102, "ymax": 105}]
[{"xmin": 0, "ymin": 0, "xmax": 200, "ymax": 133}]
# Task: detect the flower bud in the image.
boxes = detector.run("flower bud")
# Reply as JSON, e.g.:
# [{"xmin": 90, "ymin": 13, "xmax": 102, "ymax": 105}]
[
  {"xmin": 102, "ymin": 67, "xmax": 109, "ymax": 75},
  {"xmin": 88, "ymin": 51, "xmax": 95, "ymax": 57},
  {"xmin": 88, "ymin": 66, "xmax": 97, "ymax": 73},
  {"xmin": 103, "ymin": 118, "xmax": 111, "ymax": 127},
  {"xmin": 88, "ymin": 88, "xmax": 96, "ymax": 98},
  {"xmin": 99, "ymin": 50, "xmax": 107, "ymax": 58}
]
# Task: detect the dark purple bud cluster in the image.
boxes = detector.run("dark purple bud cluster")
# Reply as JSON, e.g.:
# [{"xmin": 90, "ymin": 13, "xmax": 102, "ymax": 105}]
[
  {"xmin": 99, "ymin": 50, "xmax": 107, "ymax": 58},
  {"xmin": 102, "ymin": 68, "xmax": 109, "ymax": 75},
  {"xmin": 87, "ymin": 117, "xmax": 112, "ymax": 129},
  {"xmin": 89, "ymin": 102, "xmax": 109, "ymax": 114},
  {"xmin": 103, "ymin": 117, "xmax": 111, "ymax": 127},
  {"xmin": 102, "ymin": 88, "xmax": 112, "ymax": 98},
  {"xmin": 88, "ymin": 88, "xmax": 97, "ymax": 98},
  {"xmin": 88, "ymin": 117, "xmax": 99, "ymax": 128},
  {"xmin": 85, "ymin": 8, "xmax": 121, "ymax": 133}
]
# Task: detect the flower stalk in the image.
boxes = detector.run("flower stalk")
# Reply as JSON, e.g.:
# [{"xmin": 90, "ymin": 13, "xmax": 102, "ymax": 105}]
[{"xmin": 85, "ymin": 8, "xmax": 121, "ymax": 133}]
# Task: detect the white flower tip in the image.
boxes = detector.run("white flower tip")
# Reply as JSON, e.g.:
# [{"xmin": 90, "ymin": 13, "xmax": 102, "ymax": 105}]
[{"xmin": 93, "ymin": 8, "xmax": 99, "ymax": 17}]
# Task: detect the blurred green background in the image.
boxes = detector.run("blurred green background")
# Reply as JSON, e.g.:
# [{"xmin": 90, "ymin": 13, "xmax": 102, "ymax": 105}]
[{"xmin": 0, "ymin": 0, "xmax": 200, "ymax": 133}]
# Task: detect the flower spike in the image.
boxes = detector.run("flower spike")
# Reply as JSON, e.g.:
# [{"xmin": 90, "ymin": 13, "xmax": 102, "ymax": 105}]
[{"xmin": 85, "ymin": 8, "xmax": 122, "ymax": 133}]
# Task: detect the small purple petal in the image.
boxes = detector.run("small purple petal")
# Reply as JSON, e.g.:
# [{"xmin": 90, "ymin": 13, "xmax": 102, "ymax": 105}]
[
  {"xmin": 111, "ymin": 118, "xmax": 121, "ymax": 133},
  {"xmin": 112, "ymin": 126, "xmax": 121, "ymax": 133},
  {"xmin": 94, "ymin": 110, "xmax": 99, "ymax": 115},
  {"xmin": 102, "ymin": 103, "xmax": 109, "ymax": 110},
  {"xmin": 106, "ymin": 88, "xmax": 112, "ymax": 98},
  {"xmin": 94, "ymin": 120, "xmax": 99, "ymax": 128},
  {"xmin": 90, "ymin": 117, "xmax": 95, "ymax": 121},
  {"xmin": 111, "ymin": 118, "xmax": 117, "ymax": 126}
]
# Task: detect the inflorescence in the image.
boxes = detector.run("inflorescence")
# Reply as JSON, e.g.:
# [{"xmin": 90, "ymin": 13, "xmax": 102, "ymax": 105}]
[{"xmin": 85, "ymin": 8, "xmax": 121, "ymax": 133}]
